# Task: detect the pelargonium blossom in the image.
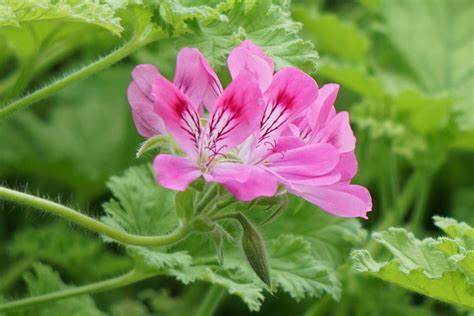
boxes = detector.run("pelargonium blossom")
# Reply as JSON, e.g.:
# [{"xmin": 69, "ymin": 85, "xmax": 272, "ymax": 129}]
[{"xmin": 127, "ymin": 40, "xmax": 372, "ymax": 218}]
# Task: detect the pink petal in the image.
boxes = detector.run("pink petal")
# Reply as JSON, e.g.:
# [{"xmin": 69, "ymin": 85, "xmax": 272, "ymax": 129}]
[
  {"xmin": 174, "ymin": 48, "xmax": 223, "ymax": 111},
  {"xmin": 153, "ymin": 154, "xmax": 201, "ymax": 191},
  {"xmin": 151, "ymin": 73, "xmax": 202, "ymax": 157},
  {"xmin": 290, "ymin": 183, "xmax": 372, "ymax": 219},
  {"xmin": 334, "ymin": 151, "xmax": 358, "ymax": 182},
  {"xmin": 313, "ymin": 111, "xmax": 356, "ymax": 153},
  {"xmin": 127, "ymin": 65, "xmax": 165, "ymax": 137},
  {"xmin": 272, "ymin": 136, "xmax": 306, "ymax": 152},
  {"xmin": 307, "ymin": 83, "xmax": 338, "ymax": 133},
  {"xmin": 204, "ymin": 72, "xmax": 262, "ymax": 157},
  {"xmin": 228, "ymin": 40, "xmax": 274, "ymax": 92},
  {"xmin": 207, "ymin": 163, "xmax": 278, "ymax": 201},
  {"xmin": 267, "ymin": 143, "xmax": 339, "ymax": 179},
  {"xmin": 257, "ymin": 67, "xmax": 318, "ymax": 148}
]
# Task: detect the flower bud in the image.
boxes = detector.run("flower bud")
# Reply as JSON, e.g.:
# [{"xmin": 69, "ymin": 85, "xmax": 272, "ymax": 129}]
[{"xmin": 236, "ymin": 213, "xmax": 271, "ymax": 287}]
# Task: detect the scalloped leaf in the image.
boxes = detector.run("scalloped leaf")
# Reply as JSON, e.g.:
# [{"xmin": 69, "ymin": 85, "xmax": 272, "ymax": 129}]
[
  {"xmin": 8, "ymin": 223, "xmax": 131, "ymax": 282},
  {"xmin": 99, "ymin": 165, "xmax": 361, "ymax": 311},
  {"xmin": 2, "ymin": 263, "xmax": 105, "ymax": 316},
  {"xmin": 177, "ymin": 0, "xmax": 318, "ymax": 71},
  {"xmin": 352, "ymin": 218, "xmax": 474, "ymax": 309}
]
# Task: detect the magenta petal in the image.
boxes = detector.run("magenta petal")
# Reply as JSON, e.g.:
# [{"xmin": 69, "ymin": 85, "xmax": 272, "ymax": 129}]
[
  {"xmin": 267, "ymin": 143, "xmax": 339, "ymax": 179},
  {"xmin": 258, "ymin": 67, "xmax": 319, "ymax": 147},
  {"xmin": 151, "ymin": 73, "xmax": 202, "ymax": 157},
  {"xmin": 174, "ymin": 48, "xmax": 223, "ymax": 111},
  {"xmin": 291, "ymin": 183, "xmax": 372, "ymax": 218},
  {"xmin": 228, "ymin": 40, "xmax": 274, "ymax": 92},
  {"xmin": 204, "ymin": 73, "xmax": 262, "ymax": 155},
  {"xmin": 308, "ymin": 83, "xmax": 339, "ymax": 133},
  {"xmin": 272, "ymin": 136, "xmax": 306, "ymax": 152},
  {"xmin": 208, "ymin": 163, "xmax": 278, "ymax": 201},
  {"xmin": 314, "ymin": 111, "xmax": 356, "ymax": 153},
  {"xmin": 127, "ymin": 65, "xmax": 165, "ymax": 137},
  {"xmin": 334, "ymin": 151, "xmax": 358, "ymax": 182},
  {"xmin": 153, "ymin": 154, "xmax": 201, "ymax": 191}
]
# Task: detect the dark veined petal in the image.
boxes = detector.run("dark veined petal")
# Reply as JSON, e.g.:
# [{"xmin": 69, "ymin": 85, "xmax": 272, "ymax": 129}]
[{"xmin": 174, "ymin": 48, "xmax": 223, "ymax": 111}]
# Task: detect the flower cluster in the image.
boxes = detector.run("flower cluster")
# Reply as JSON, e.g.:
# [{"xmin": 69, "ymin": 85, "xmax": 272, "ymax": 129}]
[{"xmin": 127, "ymin": 41, "xmax": 372, "ymax": 218}]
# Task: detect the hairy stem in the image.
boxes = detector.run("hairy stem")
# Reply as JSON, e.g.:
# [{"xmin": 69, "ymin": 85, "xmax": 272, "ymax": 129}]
[
  {"xmin": 0, "ymin": 186, "xmax": 190, "ymax": 247},
  {"xmin": 0, "ymin": 268, "xmax": 153, "ymax": 313},
  {"xmin": 196, "ymin": 184, "xmax": 219, "ymax": 213},
  {"xmin": 195, "ymin": 285, "xmax": 226, "ymax": 316},
  {"xmin": 0, "ymin": 36, "xmax": 144, "ymax": 120}
]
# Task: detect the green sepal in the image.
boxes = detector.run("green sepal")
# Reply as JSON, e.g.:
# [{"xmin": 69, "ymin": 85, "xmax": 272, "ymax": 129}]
[{"xmin": 136, "ymin": 135, "xmax": 168, "ymax": 158}]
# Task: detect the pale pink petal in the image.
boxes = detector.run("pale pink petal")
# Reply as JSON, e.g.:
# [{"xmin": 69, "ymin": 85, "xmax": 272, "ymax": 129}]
[
  {"xmin": 257, "ymin": 67, "xmax": 318, "ymax": 148},
  {"xmin": 153, "ymin": 154, "xmax": 201, "ymax": 191},
  {"xmin": 307, "ymin": 83, "xmax": 339, "ymax": 133},
  {"xmin": 151, "ymin": 73, "xmax": 202, "ymax": 157},
  {"xmin": 228, "ymin": 40, "xmax": 274, "ymax": 92},
  {"xmin": 266, "ymin": 143, "xmax": 339, "ymax": 179},
  {"xmin": 290, "ymin": 183, "xmax": 372, "ymax": 218},
  {"xmin": 204, "ymin": 73, "xmax": 262, "ymax": 158},
  {"xmin": 127, "ymin": 64, "xmax": 165, "ymax": 137},
  {"xmin": 174, "ymin": 48, "xmax": 223, "ymax": 111},
  {"xmin": 313, "ymin": 111, "xmax": 355, "ymax": 153},
  {"xmin": 206, "ymin": 163, "xmax": 278, "ymax": 201}
]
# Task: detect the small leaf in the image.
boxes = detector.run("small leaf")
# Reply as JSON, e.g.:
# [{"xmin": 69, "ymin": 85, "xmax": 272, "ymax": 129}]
[{"xmin": 236, "ymin": 213, "xmax": 271, "ymax": 288}]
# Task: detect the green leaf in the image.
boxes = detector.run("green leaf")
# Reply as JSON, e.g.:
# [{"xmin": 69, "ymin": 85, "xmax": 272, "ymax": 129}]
[
  {"xmin": 293, "ymin": 11, "xmax": 370, "ymax": 63},
  {"xmin": 268, "ymin": 234, "xmax": 339, "ymax": 300},
  {"xmin": 8, "ymin": 223, "xmax": 131, "ymax": 282},
  {"xmin": 0, "ymin": 0, "xmax": 123, "ymax": 35},
  {"xmin": 155, "ymin": 0, "xmax": 228, "ymax": 35},
  {"xmin": 0, "ymin": 0, "xmax": 126, "ymax": 98},
  {"xmin": 263, "ymin": 195, "xmax": 365, "ymax": 270},
  {"xmin": 379, "ymin": 0, "xmax": 474, "ymax": 131},
  {"xmin": 352, "ymin": 218, "xmax": 474, "ymax": 309},
  {"xmin": 0, "ymin": 67, "xmax": 141, "ymax": 199},
  {"xmin": 99, "ymin": 166, "xmax": 355, "ymax": 311},
  {"xmin": 433, "ymin": 216, "xmax": 474, "ymax": 250},
  {"xmin": 101, "ymin": 165, "xmax": 178, "ymax": 236},
  {"xmin": 318, "ymin": 60, "xmax": 387, "ymax": 101},
  {"xmin": 177, "ymin": 0, "xmax": 318, "ymax": 71},
  {"xmin": 100, "ymin": 165, "xmax": 264, "ymax": 310},
  {"xmin": 3, "ymin": 263, "xmax": 105, "ymax": 316},
  {"xmin": 393, "ymin": 90, "xmax": 453, "ymax": 135}
]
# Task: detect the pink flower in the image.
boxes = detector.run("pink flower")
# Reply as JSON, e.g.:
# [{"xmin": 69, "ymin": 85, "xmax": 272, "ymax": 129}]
[{"xmin": 127, "ymin": 41, "xmax": 372, "ymax": 218}]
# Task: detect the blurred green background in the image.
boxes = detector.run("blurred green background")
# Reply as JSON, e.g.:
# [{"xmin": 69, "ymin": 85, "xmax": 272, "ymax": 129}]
[{"xmin": 0, "ymin": 0, "xmax": 473, "ymax": 315}]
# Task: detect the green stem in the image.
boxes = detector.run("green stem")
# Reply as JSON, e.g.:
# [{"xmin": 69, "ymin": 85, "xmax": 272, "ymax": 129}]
[
  {"xmin": 196, "ymin": 184, "xmax": 219, "ymax": 213},
  {"xmin": 195, "ymin": 285, "xmax": 226, "ymax": 316},
  {"xmin": 0, "ymin": 186, "xmax": 190, "ymax": 247},
  {"xmin": 0, "ymin": 36, "xmax": 144, "ymax": 120},
  {"xmin": 410, "ymin": 172, "xmax": 432, "ymax": 230},
  {"xmin": 0, "ymin": 268, "xmax": 153, "ymax": 313},
  {"xmin": 0, "ymin": 257, "xmax": 35, "ymax": 293}
]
